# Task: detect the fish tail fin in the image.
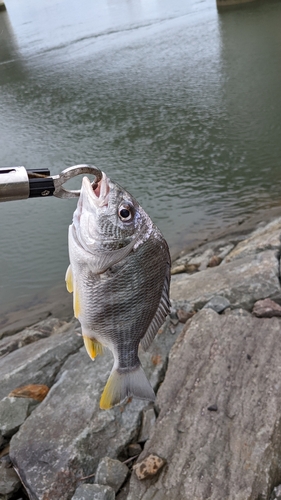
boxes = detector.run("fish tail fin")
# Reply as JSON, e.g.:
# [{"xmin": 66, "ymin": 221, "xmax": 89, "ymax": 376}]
[
  {"xmin": 100, "ymin": 363, "xmax": 155, "ymax": 410},
  {"xmin": 83, "ymin": 335, "xmax": 103, "ymax": 360}
]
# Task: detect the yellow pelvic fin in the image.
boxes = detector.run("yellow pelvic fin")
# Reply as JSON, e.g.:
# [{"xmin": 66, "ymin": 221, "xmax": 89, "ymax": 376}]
[
  {"xmin": 100, "ymin": 372, "xmax": 117, "ymax": 410},
  {"xmin": 65, "ymin": 265, "xmax": 73, "ymax": 293},
  {"xmin": 83, "ymin": 335, "xmax": 103, "ymax": 360}
]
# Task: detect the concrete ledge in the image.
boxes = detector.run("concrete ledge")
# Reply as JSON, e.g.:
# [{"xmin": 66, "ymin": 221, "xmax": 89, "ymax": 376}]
[{"xmin": 217, "ymin": 0, "xmax": 256, "ymax": 7}]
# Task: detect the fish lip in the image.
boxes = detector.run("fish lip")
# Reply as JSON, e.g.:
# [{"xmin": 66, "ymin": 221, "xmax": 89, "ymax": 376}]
[{"xmin": 81, "ymin": 172, "xmax": 109, "ymax": 207}]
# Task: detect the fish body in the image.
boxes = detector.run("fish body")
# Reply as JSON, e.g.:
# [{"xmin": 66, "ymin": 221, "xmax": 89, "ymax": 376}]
[{"xmin": 66, "ymin": 171, "xmax": 171, "ymax": 409}]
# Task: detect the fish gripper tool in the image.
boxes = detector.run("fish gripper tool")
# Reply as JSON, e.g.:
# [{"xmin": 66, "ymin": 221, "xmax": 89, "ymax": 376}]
[{"xmin": 0, "ymin": 165, "xmax": 103, "ymax": 202}]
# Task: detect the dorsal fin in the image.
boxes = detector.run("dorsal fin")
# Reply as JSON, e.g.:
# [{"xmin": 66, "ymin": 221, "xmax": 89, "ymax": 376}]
[{"xmin": 140, "ymin": 261, "xmax": 171, "ymax": 351}]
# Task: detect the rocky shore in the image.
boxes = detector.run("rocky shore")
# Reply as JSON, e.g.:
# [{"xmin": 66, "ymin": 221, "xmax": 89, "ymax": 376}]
[{"xmin": 2, "ymin": 214, "xmax": 281, "ymax": 499}]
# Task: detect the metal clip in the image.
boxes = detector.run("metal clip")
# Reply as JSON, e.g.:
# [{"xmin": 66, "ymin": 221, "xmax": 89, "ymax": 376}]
[
  {"xmin": 0, "ymin": 164, "xmax": 103, "ymax": 202},
  {"xmin": 52, "ymin": 165, "xmax": 103, "ymax": 199}
]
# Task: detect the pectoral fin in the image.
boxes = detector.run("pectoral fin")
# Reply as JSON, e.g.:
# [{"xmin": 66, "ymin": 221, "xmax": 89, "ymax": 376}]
[
  {"xmin": 66, "ymin": 265, "xmax": 80, "ymax": 317},
  {"xmin": 65, "ymin": 265, "xmax": 73, "ymax": 293},
  {"xmin": 88, "ymin": 226, "xmax": 146, "ymax": 274},
  {"xmin": 83, "ymin": 335, "xmax": 103, "ymax": 359}
]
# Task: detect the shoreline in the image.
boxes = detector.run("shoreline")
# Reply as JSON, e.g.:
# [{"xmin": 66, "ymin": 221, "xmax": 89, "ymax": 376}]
[
  {"xmin": 171, "ymin": 203, "xmax": 281, "ymax": 261},
  {"xmin": 2, "ymin": 203, "xmax": 281, "ymax": 337}
]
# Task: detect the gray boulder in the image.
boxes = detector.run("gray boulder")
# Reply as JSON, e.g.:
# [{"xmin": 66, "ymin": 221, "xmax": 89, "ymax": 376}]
[
  {"xmin": 0, "ymin": 396, "xmax": 39, "ymax": 439},
  {"xmin": 171, "ymin": 250, "xmax": 281, "ymax": 310},
  {"xmin": 71, "ymin": 483, "xmax": 115, "ymax": 500},
  {"xmin": 203, "ymin": 295, "xmax": 230, "ymax": 313},
  {"xmin": 252, "ymin": 298, "xmax": 281, "ymax": 318},
  {"xmin": 95, "ymin": 457, "xmax": 128, "ymax": 492},
  {"xmin": 0, "ymin": 284, "xmax": 73, "ymax": 339},
  {"xmin": 171, "ymin": 239, "xmax": 236, "ymax": 275},
  {"xmin": 138, "ymin": 407, "xmax": 156, "ymax": 443},
  {"xmin": 0, "ymin": 460, "xmax": 21, "ymax": 499},
  {"xmin": 127, "ymin": 309, "xmax": 281, "ymax": 500},
  {"xmin": 185, "ymin": 248, "xmax": 214, "ymax": 271},
  {"xmin": 223, "ymin": 217, "xmax": 281, "ymax": 262},
  {"xmin": 0, "ymin": 317, "xmax": 66, "ymax": 358},
  {"xmin": 9, "ymin": 317, "xmax": 183, "ymax": 500},
  {"xmin": 0, "ymin": 325, "xmax": 83, "ymax": 400}
]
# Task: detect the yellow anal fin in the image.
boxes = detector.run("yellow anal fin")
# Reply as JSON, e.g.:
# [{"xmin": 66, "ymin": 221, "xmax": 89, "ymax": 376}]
[
  {"xmin": 83, "ymin": 335, "xmax": 103, "ymax": 360},
  {"xmin": 65, "ymin": 265, "xmax": 73, "ymax": 293}
]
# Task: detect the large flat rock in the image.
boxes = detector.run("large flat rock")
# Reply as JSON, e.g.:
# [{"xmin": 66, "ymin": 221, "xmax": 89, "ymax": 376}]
[
  {"xmin": 0, "ymin": 325, "xmax": 83, "ymax": 400},
  {"xmin": 224, "ymin": 217, "xmax": 281, "ymax": 262},
  {"xmin": 0, "ymin": 317, "xmax": 66, "ymax": 358},
  {"xmin": 170, "ymin": 250, "xmax": 281, "ymax": 309},
  {"xmin": 9, "ymin": 319, "xmax": 181, "ymax": 500},
  {"xmin": 127, "ymin": 309, "xmax": 281, "ymax": 500}
]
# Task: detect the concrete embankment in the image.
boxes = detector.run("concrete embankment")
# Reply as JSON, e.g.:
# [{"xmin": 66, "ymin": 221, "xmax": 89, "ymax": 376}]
[
  {"xmin": 217, "ymin": 0, "xmax": 256, "ymax": 9},
  {"xmin": 1, "ymin": 216, "xmax": 281, "ymax": 499}
]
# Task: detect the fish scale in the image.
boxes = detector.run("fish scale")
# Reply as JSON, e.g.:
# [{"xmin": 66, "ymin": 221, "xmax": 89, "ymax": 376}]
[
  {"xmin": 66, "ymin": 170, "xmax": 171, "ymax": 409},
  {"xmin": 82, "ymin": 238, "xmax": 167, "ymax": 367}
]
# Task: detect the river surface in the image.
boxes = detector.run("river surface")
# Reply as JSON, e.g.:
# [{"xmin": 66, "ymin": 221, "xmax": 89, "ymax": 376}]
[{"xmin": 1, "ymin": 0, "xmax": 281, "ymax": 316}]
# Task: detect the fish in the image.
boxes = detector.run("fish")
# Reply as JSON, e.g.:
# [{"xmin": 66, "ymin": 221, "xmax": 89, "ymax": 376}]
[{"xmin": 65, "ymin": 170, "xmax": 171, "ymax": 410}]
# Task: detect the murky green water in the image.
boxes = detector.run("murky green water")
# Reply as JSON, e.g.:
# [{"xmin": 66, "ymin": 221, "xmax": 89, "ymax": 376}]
[{"xmin": 1, "ymin": 0, "xmax": 281, "ymax": 315}]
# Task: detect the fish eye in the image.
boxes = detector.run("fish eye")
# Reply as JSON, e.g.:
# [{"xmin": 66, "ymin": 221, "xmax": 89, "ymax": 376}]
[{"xmin": 118, "ymin": 204, "xmax": 133, "ymax": 222}]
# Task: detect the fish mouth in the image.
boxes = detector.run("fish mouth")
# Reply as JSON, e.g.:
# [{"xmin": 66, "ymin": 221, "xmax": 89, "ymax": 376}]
[{"xmin": 82, "ymin": 172, "xmax": 110, "ymax": 207}]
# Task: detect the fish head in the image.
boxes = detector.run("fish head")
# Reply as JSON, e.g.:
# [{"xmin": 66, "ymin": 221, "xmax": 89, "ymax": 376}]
[{"xmin": 72, "ymin": 172, "xmax": 152, "ymax": 253}]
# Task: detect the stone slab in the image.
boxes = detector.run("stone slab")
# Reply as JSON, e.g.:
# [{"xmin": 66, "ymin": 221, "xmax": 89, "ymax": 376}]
[
  {"xmin": 127, "ymin": 309, "xmax": 281, "ymax": 500},
  {"xmin": 224, "ymin": 218, "xmax": 281, "ymax": 263},
  {"xmin": 95, "ymin": 457, "xmax": 128, "ymax": 492},
  {"xmin": 0, "ymin": 326, "xmax": 83, "ymax": 400},
  {"xmin": 0, "ymin": 396, "xmax": 39, "ymax": 438},
  {"xmin": 0, "ymin": 460, "xmax": 21, "ymax": 497},
  {"xmin": 170, "ymin": 250, "xmax": 281, "ymax": 310},
  {"xmin": 0, "ymin": 317, "xmax": 65, "ymax": 357},
  {"xmin": 71, "ymin": 484, "xmax": 115, "ymax": 500}
]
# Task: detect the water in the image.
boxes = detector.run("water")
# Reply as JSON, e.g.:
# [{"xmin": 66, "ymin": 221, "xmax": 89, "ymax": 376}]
[{"xmin": 1, "ymin": 0, "xmax": 281, "ymax": 316}]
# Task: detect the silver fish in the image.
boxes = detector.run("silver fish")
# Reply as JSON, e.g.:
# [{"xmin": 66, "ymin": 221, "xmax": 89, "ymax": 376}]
[{"xmin": 66, "ymin": 170, "xmax": 171, "ymax": 410}]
